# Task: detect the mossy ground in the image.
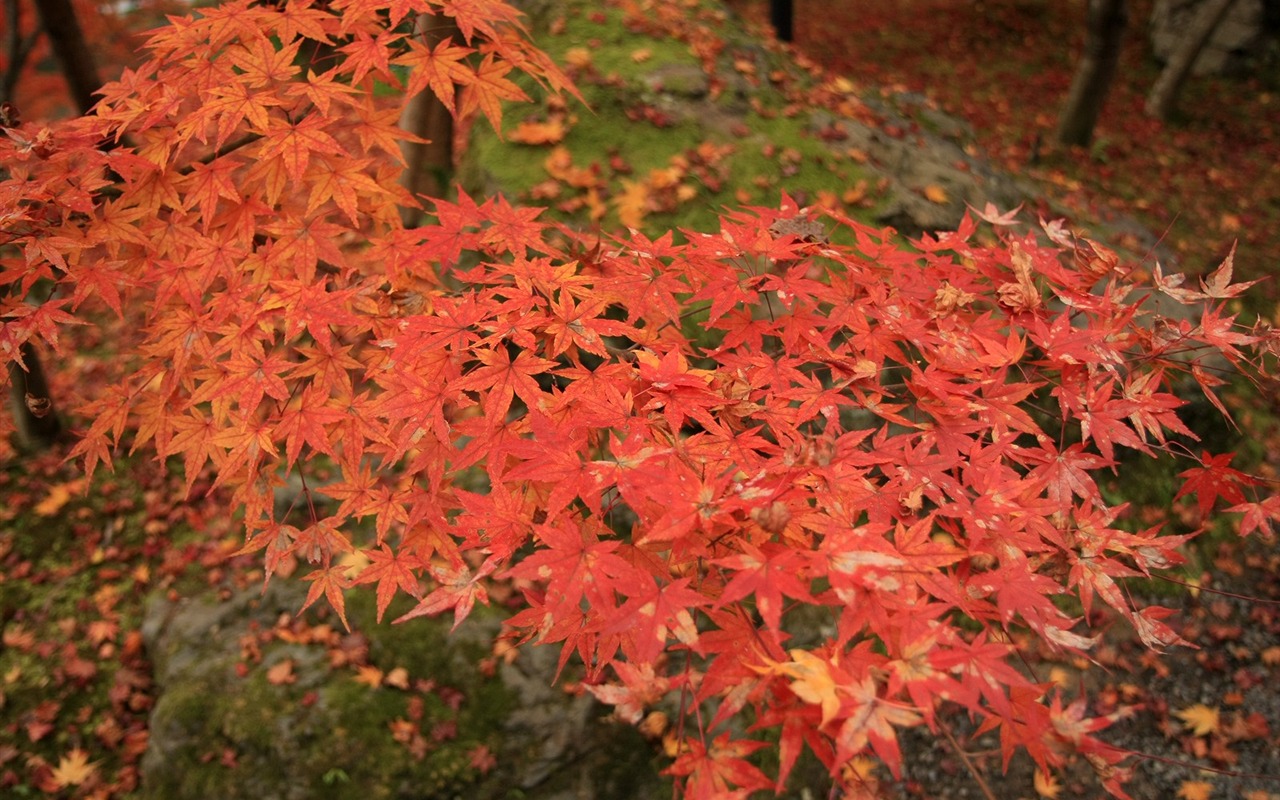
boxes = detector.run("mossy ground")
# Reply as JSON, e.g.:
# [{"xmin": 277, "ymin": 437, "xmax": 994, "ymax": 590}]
[{"xmin": 461, "ymin": 0, "xmax": 882, "ymax": 238}]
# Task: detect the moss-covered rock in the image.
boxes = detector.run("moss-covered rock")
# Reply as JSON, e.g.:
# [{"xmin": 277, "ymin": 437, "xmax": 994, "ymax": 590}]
[{"xmin": 138, "ymin": 584, "xmax": 667, "ymax": 799}]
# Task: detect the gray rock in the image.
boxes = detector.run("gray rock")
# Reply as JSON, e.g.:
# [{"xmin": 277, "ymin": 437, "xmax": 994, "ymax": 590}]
[
  {"xmin": 807, "ymin": 107, "xmax": 1025, "ymax": 238},
  {"xmin": 1150, "ymin": 0, "xmax": 1272, "ymax": 75},
  {"xmin": 642, "ymin": 64, "xmax": 711, "ymax": 99}
]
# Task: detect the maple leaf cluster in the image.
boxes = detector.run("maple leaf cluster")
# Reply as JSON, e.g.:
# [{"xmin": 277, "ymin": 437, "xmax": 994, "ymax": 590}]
[{"xmin": 2, "ymin": 0, "xmax": 1279, "ymax": 797}]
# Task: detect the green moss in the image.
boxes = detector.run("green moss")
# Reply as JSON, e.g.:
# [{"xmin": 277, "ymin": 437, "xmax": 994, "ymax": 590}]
[
  {"xmin": 542, "ymin": 5, "xmax": 695, "ymax": 78},
  {"xmin": 141, "ymin": 644, "xmax": 490, "ymax": 799},
  {"xmin": 459, "ymin": 0, "xmax": 879, "ymax": 238}
]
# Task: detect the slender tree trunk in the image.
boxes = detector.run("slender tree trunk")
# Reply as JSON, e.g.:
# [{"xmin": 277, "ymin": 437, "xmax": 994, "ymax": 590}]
[
  {"xmin": 770, "ymin": 0, "xmax": 793, "ymax": 42},
  {"xmin": 8, "ymin": 342, "xmax": 62, "ymax": 448},
  {"xmin": 1056, "ymin": 0, "xmax": 1128, "ymax": 147},
  {"xmin": 31, "ymin": 0, "xmax": 101, "ymax": 114},
  {"xmin": 7, "ymin": 0, "xmax": 103, "ymax": 449},
  {"xmin": 399, "ymin": 13, "xmax": 459, "ymax": 226},
  {"xmin": 2, "ymin": 0, "xmax": 40, "ymax": 106},
  {"xmin": 1145, "ymin": 0, "xmax": 1238, "ymax": 120}
]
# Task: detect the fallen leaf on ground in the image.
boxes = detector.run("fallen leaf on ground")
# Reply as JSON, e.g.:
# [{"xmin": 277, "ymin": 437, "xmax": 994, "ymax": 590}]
[
  {"xmin": 1178, "ymin": 779, "xmax": 1213, "ymax": 800},
  {"xmin": 354, "ymin": 665, "xmax": 384, "ymax": 687},
  {"xmin": 35, "ymin": 479, "xmax": 87, "ymax": 516},
  {"xmin": 50, "ymin": 748, "xmax": 97, "ymax": 788},
  {"xmin": 1034, "ymin": 768, "xmax": 1061, "ymax": 798},
  {"xmin": 384, "ymin": 666, "xmax": 410, "ymax": 689},
  {"xmin": 1176, "ymin": 704, "xmax": 1221, "ymax": 736},
  {"xmin": 615, "ymin": 179, "xmax": 650, "ymax": 229},
  {"xmin": 266, "ymin": 659, "xmax": 296, "ymax": 685},
  {"xmin": 509, "ymin": 119, "xmax": 566, "ymax": 145}
]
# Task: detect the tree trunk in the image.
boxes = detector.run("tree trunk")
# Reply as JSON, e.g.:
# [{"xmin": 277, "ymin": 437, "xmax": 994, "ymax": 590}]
[
  {"xmin": 8, "ymin": 341, "xmax": 63, "ymax": 448},
  {"xmin": 398, "ymin": 13, "xmax": 459, "ymax": 226},
  {"xmin": 770, "ymin": 0, "xmax": 793, "ymax": 42},
  {"xmin": 7, "ymin": 0, "xmax": 102, "ymax": 450},
  {"xmin": 2, "ymin": 0, "xmax": 41, "ymax": 107},
  {"xmin": 31, "ymin": 0, "xmax": 101, "ymax": 114},
  {"xmin": 1056, "ymin": 0, "xmax": 1128, "ymax": 147},
  {"xmin": 1145, "ymin": 0, "xmax": 1239, "ymax": 120}
]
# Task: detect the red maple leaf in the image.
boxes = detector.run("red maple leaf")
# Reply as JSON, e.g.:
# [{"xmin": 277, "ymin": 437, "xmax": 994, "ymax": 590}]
[
  {"xmin": 1176, "ymin": 451, "xmax": 1255, "ymax": 519},
  {"xmin": 352, "ymin": 546, "xmax": 426, "ymax": 622}
]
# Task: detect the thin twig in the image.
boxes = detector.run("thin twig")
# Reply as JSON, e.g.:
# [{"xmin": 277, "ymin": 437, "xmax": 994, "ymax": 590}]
[
  {"xmin": 180, "ymin": 131, "xmax": 265, "ymax": 175},
  {"xmin": 1126, "ymin": 749, "xmax": 1280, "ymax": 782},
  {"xmin": 937, "ymin": 717, "xmax": 999, "ymax": 800},
  {"xmin": 1154, "ymin": 574, "xmax": 1280, "ymax": 606}
]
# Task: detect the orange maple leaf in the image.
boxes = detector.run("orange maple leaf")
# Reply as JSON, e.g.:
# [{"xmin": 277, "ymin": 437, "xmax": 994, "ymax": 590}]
[
  {"xmin": 509, "ymin": 118, "xmax": 566, "ymax": 145},
  {"xmin": 1178, "ymin": 780, "xmax": 1214, "ymax": 800},
  {"xmin": 397, "ymin": 36, "xmax": 475, "ymax": 114},
  {"xmin": 266, "ymin": 658, "xmax": 297, "ymax": 685},
  {"xmin": 923, "ymin": 184, "xmax": 948, "ymax": 204},
  {"xmin": 462, "ymin": 55, "xmax": 529, "ymax": 132}
]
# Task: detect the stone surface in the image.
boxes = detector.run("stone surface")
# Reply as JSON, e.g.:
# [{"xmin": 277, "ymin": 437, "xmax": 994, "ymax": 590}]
[
  {"xmin": 139, "ymin": 583, "xmax": 668, "ymax": 800},
  {"xmin": 1150, "ymin": 0, "xmax": 1272, "ymax": 75},
  {"xmin": 806, "ymin": 99, "xmax": 1025, "ymax": 238}
]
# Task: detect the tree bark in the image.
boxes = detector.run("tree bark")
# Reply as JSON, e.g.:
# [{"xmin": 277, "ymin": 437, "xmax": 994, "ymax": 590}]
[
  {"xmin": 770, "ymin": 0, "xmax": 793, "ymax": 42},
  {"xmin": 7, "ymin": 0, "xmax": 102, "ymax": 450},
  {"xmin": 398, "ymin": 13, "xmax": 459, "ymax": 226},
  {"xmin": 31, "ymin": 0, "xmax": 101, "ymax": 114},
  {"xmin": 2, "ymin": 0, "xmax": 40, "ymax": 107},
  {"xmin": 1056, "ymin": 0, "xmax": 1128, "ymax": 147},
  {"xmin": 8, "ymin": 341, "xmax": 63, "ymax": 448},
  {"xmin": 1145, "ymin": 0, "xmax": 1239, "ymax": 120}
]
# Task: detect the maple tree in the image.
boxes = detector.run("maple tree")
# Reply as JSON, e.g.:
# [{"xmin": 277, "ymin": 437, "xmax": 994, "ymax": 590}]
[{"xmin": 2, "ymin": 0, "xmax": 1280, "ymax": 797}]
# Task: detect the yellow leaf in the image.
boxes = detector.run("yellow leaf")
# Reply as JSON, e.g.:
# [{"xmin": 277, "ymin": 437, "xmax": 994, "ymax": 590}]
[
  {"xmin": 34, "ymin": 479, "xmax": 87, "ymax": 516},
  {"xmin": 50, "ymin": 748, "xmax": 97, "ymax": 788},
  {"xmin": 777, "ymin": 649, "xmax": 841, "ymax": 726},
  {"xmin": 830, "ymin": 76, "xmax": 856, "ymax": 94},
  {"xmin": 630, "ymin": 48, "xmax": 651, "ymax": 63},
  {"xmin": 354, "ymin": 665, "xmax": 384, "ymax": 687},
  {"xmin": 923, "ymin": 184, "xmax": 949, "ymax": 204},
  {"xmin": 614, "ymin": 179, "xmax": 650, "ymax": 229},
  {"xmin": 337, "ymin": 549, "xmax": 371, "ymax": 579},
  {"xmin": 1047, "ymin": 667, "xmax": 1072, "ymax": 688},
  {"xmin": 1178, "ymin": 779, "xmax": 1214, "ymax": 800},
  {"xmin": 565, "ymin": 47, "xmax": 592, "ymax": 70},
  {"xmin": 1260, "ymin": 646, "xmax": 1280, "ymax": 666},
  {"xmin": 1176, "ymin": 704, "xmax": 1221, "ymax": 736},
  {"xmin": 1034, "ymin": 768, "xmax": 1061, "ymax": 799},
  {"xmin": 384, "ymin": 666, "xmax": 410, "ymax": 689}
]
